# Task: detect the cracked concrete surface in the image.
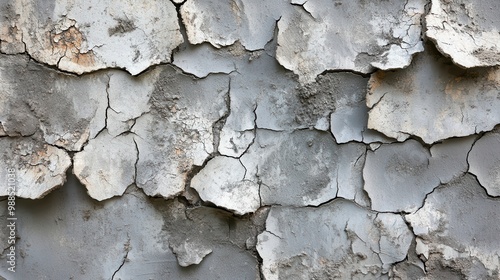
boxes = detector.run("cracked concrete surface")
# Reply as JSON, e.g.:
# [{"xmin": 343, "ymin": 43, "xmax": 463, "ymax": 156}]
[
  {"xmin": 2, "ymin": 0, "xmax": 500, "ymax": 279},
  {"xmin": 0, "ymin": 136, "xmax": 71, "ymax": 199},
  {"xmin": 257, "ymin": 199, "xmax": 413, "ymax": 280}
]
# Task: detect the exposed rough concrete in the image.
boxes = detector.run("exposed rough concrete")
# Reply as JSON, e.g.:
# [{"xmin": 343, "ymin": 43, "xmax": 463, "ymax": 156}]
[
  {"xmin": 406, "ymin": 174, "xmax": 500, "ymax": 279},
  {"xmin": 468, "ymin": 128, "xmax": 500, "ymax": 196},
  {"xmin": 426, "ymin": 0, "xmax": 500, "ymax": 68},
  {"xmin": 363, "ymin": 136, "xmax": 475, "ymax": 212},
  {"xmin": 180, "ymin": 0, "xmax": 287, "ymax": 50},
  {"xmin": 153, "ymin": 198, "xmax": 264, "ymax": 269},
  {"xmin": 368, "ymin": 45, "xmax": 500, "ymax": 144},
  {"xmin": 190, "ymin": 156, "xmax": 260, "ymax": 215},
  {"xmin": 73, "ymin": 131, "xmax": 137, "ymax": 201},
  {"xmin": 0, "ymin": 136, "xmax": 71, "ymax": 199},
  {"xmin": 0, "ymin": 0, "xmax": 183, "ymax": 74},
  {"xmin": 257, "ymin": 199, "xmax": 412, "ymax": 279},
  {"xmin": 0, "ymin": 174, "xmax": 260, "ymax": 279},
  {"xmin": 0, "ymin": 54, "xmax": 107, "ymax": 151},
  {"xmin": 241, "ymin": 130, "xmax": 369, "ymax": 207},
  {"xmin": 276, "ymin": 0, "xmax": 425, "ymax": 83}
]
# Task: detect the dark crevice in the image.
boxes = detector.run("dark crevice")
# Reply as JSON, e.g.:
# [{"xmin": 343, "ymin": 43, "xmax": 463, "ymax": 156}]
[{"xmin": 111, "ymin": 237, "xmax": 131, "ymax": 280}]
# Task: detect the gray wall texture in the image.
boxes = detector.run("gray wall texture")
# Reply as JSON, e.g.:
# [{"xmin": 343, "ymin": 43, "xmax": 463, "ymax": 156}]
[{"xmin": 1, "ymin": 0, "xmax": 500, "ymax": 279}]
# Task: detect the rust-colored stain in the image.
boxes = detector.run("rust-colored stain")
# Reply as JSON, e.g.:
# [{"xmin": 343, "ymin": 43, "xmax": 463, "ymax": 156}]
[
  {"xmin": 367, "ymin": 71, "xmax": 386, "ymax": 93},
  {"xmin": 50, "ymin": 26, "xmax": 96, "ymax": 68}
]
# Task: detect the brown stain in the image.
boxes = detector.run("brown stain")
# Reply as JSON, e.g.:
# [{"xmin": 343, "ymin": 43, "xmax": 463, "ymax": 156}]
[
  {"xmin": 487, "ymin": 67, "xmax": 500, "ymax": 83},
  {"xmin": 367, "ymin": 71, "xmax": 386, "ymax": 93},
  {"xmin": 50, "ymin": 26, "xmax": 96, "ymax": 68},
  {"xmin": 444, "ymin": 77, "xmax": 466, "ymax": 101}
]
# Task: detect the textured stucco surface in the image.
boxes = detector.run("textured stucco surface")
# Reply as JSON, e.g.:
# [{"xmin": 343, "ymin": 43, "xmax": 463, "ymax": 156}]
[{"xmin": 1, "ymin": 0, "xmax": 500, "ymax": 279}]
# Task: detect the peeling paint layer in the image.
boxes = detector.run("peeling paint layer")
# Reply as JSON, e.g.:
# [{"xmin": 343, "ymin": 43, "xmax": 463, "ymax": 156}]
[
  {"xmin": 276, "ymin": 0, "xmax": 425, "ymax": 83},
  {"xmin": 468, "ymin": 128, "xmax": 500, "ymax": 196},
  {"xmin": 180, "ymin": 0, "xmax": 287, "ymax": 50},
  {"xmin": 131, "ymin": 66, "xmax": 228, "ymax": 199},
  {"xmin": 0, "ymin": 0, "xmax": 183, "ymax": 74},
  {"xmin": 0, "ymin": 136, "xmax": 71, "ymax": 199},
  {"xmin": 240, "ymin": 130, "xmax": 369, "ymax": 207},
  {"xmin": 367, "ymin": 45, "xmax": 500, "ymax": 144},
  {"xmin": 426, "ymin": 0, "xmax": 500, "ymax": 68}
]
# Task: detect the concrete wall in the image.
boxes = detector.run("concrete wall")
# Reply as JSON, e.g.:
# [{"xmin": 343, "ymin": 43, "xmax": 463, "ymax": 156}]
[{"xmin": 1, "ymin": 0, "xmax": 500, "ymax": 279}]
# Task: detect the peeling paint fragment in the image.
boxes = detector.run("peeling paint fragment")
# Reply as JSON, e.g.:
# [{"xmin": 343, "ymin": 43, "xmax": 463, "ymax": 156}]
[
  {"xmin": 276, "ymin": 0, "xmax": 425, "ymax": 83},
  {"xmin": 0, "ymin": 54, "xmax": 107, "ymax": 151},
  {"xmin": 0, "ymin": 136, "xmax": 71, "ymax": 199},
  {"xmin": 468, "ymin": 128, "xmax": 500, "ymax": 196},
  {"xmin": 426, "ymin": 0, "xmax": 500, "ymax": 68},
  {"xmin": 131, "ymin": 66, "xmax": 228, "ymax": 199},
  {"xmin": 367, "ymin": 45, "xmax": 500, "ymax": 144},
  {"xmin": 73, "ymin": 131, "xmax": 137, "ymax": 201},
  {"xmin": 2, "ymin": 0, "xmax": 182, "ymax": 74},
  {"xmin": 191, "ymin": 156, "xmax": 260, "ymax": 215},
  {"xmin": 257, "ymin": 199, "xmax": 412, "ymax": 280},
  {"xmin": 180, "ymin": 0, "xmax": 288, "ymax": 50}
]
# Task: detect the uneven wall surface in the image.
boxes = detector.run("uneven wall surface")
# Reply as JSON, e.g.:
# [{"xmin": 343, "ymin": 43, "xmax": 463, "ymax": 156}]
[{"xmin": 0, "ymin": 0, "xmax": 500, "ymax": 279}]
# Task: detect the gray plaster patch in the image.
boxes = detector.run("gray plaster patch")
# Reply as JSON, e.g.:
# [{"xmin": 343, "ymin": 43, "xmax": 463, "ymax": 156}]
[
  {"xmin": 468, "ymin": 128, "xmax": 500, "ymax": 196},
  {"xmin": 367, "ymin": 45, "xmax": 500, "ymax": 144},
  {"xmin": 1, "ymin": 0, "xmax": 182, "ymax": 74},
  {"xmin": 0, "ymin": 54, "xmax": 107, "ymax": 151},
  {"xmin": 257, "ymin": 199, "xmax": 412, "ymax": 280},
  {"xmin": 406, "ymin": 174, "xmax": 500, "ymax": 279},
  {"xmin": 363, "ymin": 136, "xmax": 475, "ymax": 212},
  {"xmin": 151, "ymin": 198, "xmax": 263, "ymax": 270},
  {"xmin": 276, "ymin": 0, "xmax": 425, "ymax": 83},
  {"xmin": 240, "ymin": 129, "xmax": 369, "ymax": 207},
  {"xmin": 426, "ymin": 0, "xmax": 500, "ymax": 68},
  {"xmin": 0, "ymin": 136, "xmax": 71, "ymax": 199}
]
